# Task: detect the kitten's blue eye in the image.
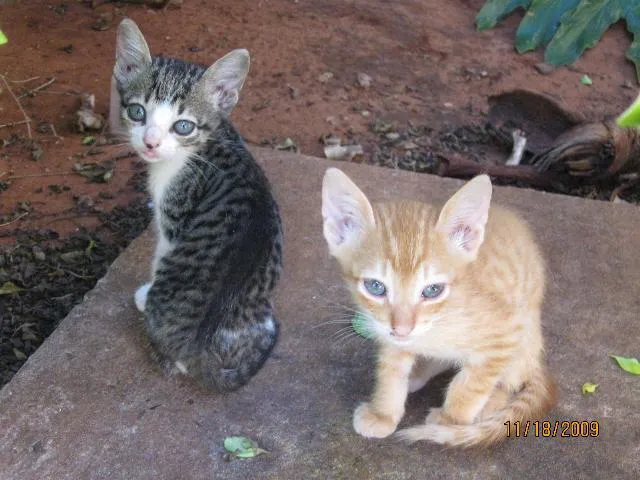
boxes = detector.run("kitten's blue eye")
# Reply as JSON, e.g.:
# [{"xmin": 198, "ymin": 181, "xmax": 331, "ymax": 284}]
[
  {"xmin": 422, "ymin": 283, "xmax": 446, "ymax": 299},
  {"xmin": 126, "ymin": 103, "xmax": 145, "ymax": 122},
  {"xmin": 363, "ymin": 278, "xmax": 387, "ymax": 297},
  {"xmin": 173, "ymin": 119, "xmax": 196, "ymax": 136}
]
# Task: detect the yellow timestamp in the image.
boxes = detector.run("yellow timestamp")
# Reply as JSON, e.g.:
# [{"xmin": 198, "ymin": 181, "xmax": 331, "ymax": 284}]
[{"xmin": 504, "ymin": 420, "xmax": 599, "ymax": 438}]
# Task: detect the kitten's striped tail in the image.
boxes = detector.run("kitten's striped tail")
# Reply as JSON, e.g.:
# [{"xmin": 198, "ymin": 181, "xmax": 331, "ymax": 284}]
[
  {"xmin": 182, "ymin": 315, "xmax": 280, "ymax": 392},
  {"xmin": 397, "ymin": 366, "xmax": 557, "ymax": 448}
]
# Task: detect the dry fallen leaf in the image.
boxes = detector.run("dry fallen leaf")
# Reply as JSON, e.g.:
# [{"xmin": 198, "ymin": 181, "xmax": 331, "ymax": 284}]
[{"xmin": 0, "ymin": 281, "xmax": 23, "ymax": 295}]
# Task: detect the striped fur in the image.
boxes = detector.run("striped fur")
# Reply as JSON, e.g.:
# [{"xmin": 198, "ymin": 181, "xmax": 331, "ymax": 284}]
[
  {"xmin": 115, "ymin": 19, "xmax": 282, "ymax": 391},
  {"xmin": 322, "ymin": 168, "xmax": 556, "ymax": 447}
]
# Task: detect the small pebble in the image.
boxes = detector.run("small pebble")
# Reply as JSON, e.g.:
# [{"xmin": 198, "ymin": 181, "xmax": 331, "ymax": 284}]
[
  {"xmin": 317, "ymin": 72, "xmax": 334, "ymax": 83},
  {"xmin": 356, "ymin": 72, "xmax": 372, "ymax": 89},
  {"xmin": 535, "ymin": 62, "xmax": 554, "ymax": 75},
  {"xmin": 32, "ymin": 246, "xmax": 46, "ymax": 262}
]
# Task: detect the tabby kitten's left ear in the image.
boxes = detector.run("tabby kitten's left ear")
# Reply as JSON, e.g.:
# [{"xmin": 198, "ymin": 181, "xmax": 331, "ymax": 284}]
[
  {"xmin": 197, "ymin": 49, "xmax": 250, "ymax": 115},
  {"xmin": 436, "ymin": 174, "xmax": 492, "ymax": 261},
  {"xmin": 322, "ymin": 168, "xmax": 375, "ymax": 258}
]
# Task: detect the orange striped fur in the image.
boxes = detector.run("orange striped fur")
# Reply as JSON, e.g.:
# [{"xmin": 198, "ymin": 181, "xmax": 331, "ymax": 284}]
[{"xmin": 321, "ymin": 168, "xmax": 556, "ymax": 447}]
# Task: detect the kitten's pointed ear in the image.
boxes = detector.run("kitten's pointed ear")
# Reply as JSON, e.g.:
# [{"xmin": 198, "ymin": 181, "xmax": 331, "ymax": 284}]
[
  {"xmin": 198, "ymin": 49, "xmax": 250, "ymax": 115},
  {"xmin": 322, "ymin": 168, "xmax": 375, "ymax": 257},
  {"xmin": 436, "ymin": 174, "xmax": 492, "ymax": 261},
  {"xmin": 114, "ymin": 19, "xmax": 152, "ymax": 86}
]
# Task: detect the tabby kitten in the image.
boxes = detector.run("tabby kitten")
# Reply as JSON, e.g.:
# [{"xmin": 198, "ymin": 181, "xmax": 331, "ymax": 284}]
[
  {"xmin": 321, "ymin": 168, "xmax": 556, "ymax": 447},
  {"xmin": 113, "ymin": 19, "xmax": 283, "ymax": 391}
]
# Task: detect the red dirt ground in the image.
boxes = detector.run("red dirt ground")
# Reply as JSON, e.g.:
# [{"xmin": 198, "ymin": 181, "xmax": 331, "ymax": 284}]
[{"xmin": 0, "ymin": 0, "xmax": 637, "ymax": 242}]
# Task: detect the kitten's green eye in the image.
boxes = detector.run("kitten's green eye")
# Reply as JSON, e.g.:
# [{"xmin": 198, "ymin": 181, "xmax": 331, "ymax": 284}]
[
  {"xmin": 422, "ymin": 283, "xmax": 446, "ymax": 299},
  {"xmin": 173, "ymin": 119, "xmax": 196, "ymax": 136},
  {"xmin": 126, "ymin": 103, "xmax": 146, "ymax": 122},
  {"xmin": 363, "ymin": 278, "xmax": 387, "ymax": 297}
]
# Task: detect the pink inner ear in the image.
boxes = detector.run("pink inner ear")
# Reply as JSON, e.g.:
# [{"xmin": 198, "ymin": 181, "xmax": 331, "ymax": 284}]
[{"xmin": 450, "ymin": 224, "xmax": 477, "ymax": 252}]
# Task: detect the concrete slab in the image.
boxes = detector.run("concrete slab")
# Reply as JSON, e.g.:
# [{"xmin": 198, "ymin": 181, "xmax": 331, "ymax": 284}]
[{"xmin": 1, "ymin": 148, "xmax": 639, "ymax": 479}]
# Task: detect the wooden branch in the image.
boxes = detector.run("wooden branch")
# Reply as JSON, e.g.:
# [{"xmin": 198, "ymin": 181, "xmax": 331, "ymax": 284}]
[{"xmin": 435, "ymin": 153, "xmax": 560, "ymax": 188}]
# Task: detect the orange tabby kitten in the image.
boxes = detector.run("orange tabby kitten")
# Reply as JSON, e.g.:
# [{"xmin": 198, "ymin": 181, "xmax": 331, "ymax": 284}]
[{"xmin": 321, "ymin": 168, "xmax": 556, "ymax": 447}]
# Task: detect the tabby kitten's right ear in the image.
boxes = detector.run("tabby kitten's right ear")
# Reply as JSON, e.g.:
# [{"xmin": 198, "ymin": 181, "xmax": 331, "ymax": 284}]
[
  {"xmin": 436, "ymin": 174, "xmax": 492, "ymax": 261},
  {"xmin": 114, "ymin": 18, "xmax": 152, "ymax": 86},
  {"xmin": 322, "ymin": 168, "xmax": 375, "ymax": 258}
]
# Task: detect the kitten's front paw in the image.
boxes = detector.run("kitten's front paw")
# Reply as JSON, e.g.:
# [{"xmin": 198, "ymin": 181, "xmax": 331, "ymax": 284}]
[
  {"xmin": 134, "ymin": 283, "xmax": 151, "ymax": 312},
  {"xmin": 353, "ymin": 402, "xmax": 399, "ymax": 438}
]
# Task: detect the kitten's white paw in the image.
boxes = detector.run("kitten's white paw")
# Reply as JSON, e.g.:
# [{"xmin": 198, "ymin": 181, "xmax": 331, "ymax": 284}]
[
  {"xmin": 353, "ymin": 402, "xmax": 399, "ymax": 438},
  {"xmin": 134, "ymin": 283, "xmax": 151, "ymax": 312}
]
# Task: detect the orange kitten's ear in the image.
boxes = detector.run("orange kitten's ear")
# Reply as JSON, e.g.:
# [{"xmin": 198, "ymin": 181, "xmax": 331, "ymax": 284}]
[
  {"xmin": 436, "ymin": 175, "xmax": 492, "ymax": 261},
  {"xmin": 322, "ymin": 168, "xmax": 375, "ymax": 257}
]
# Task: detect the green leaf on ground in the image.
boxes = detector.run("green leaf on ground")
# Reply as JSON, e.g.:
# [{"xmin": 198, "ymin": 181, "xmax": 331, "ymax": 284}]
[
  {"xmin": 544, "ymin": 1, "xmax": 623, "ymax": 66},
  {"xmin": 611, "ymin": 355, "xmax": 640, "ymax": 375},
  {"xmin": 476, "ymin": 0, "xmax": 640, "ymax": 81},
  {"xmin": 515, "ymin": 0, "xmax": 581, "ymax": 53},
  {"xmin": 85, "ymin": 239, "xmax": 97, "ymax": 256},
  {"xmin": 476, "ymin": 0, "xmax": 531, "ymax": 31},
  {"xmin": 617, "ymin": 93, "xmax": 640, "ymax": 127},
  {"xmin": 581, "ymin": 382, "xmax": 598, "ymax": 394},
  {"xmin": 0, "ymin": 281, "xmax": 23, "ymax": 295},
  {"xmin": 352, "ymin": 312, "xmax": 375, "ymax": 339},
  {"xmin": 223, "ymin": 436, "xmax": 268, "ymax": 459},
  {"xmin": 580, "ymin": 74, "xmax": 592, "ymax": 85},
  {"xmin": 0, "ymin": 29, "xmax": 7, "ymax": 46},
  {"xmin": 82, "ymin": 136, "xmax": 95, "ymax": 146}
]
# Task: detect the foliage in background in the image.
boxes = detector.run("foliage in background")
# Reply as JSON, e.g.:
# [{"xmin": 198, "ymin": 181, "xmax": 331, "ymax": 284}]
[{"xmin": 476, "ymin": 0, "xmax": 640, "ymax": 81}]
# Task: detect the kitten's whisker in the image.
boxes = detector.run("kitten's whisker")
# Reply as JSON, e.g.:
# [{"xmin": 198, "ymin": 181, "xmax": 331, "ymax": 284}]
[{"xmin": 311, "ymin": 319, "xmax": 354, "ymax": 329}]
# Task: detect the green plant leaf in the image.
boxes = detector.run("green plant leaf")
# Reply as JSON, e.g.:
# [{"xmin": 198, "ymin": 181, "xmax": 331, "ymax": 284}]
[
  {"xmin": 581, "ymin": 382, "xmax": 598, "ymax": 394},
  {"xmin": 0, "ymin": 29, "xmax": 7, "ymax": 46},
  {"xmin": 223, "ymin": 436, "xmax": 268, "ymax": 459},
  {"xmin": 352, "ymin": 312, "xmax": 375, "ymax": 340},
  {"xmin": 622, "ymin": 3, "xmax": 640, "ymax": 82},
  {"xmin": 477, "ymin": 0, "xmax": 640, "ymax": 81},
  {"xmin": 0, "ymin": 281, "xmax": 23, "ymax": 295},
  {"xmin": 611, "ymin": 355, "xmax": 640, "ymax": 375},
  {"xmin": 544, "ymin": 1, "xmax": 624, "ymax": 66},
  {"xmin": 476, "ymin": 0, "xmax": 532, "ymax": 31},
  {"xmin": 616, "ymin": 92, "xmax": 640, "ymax": 127},
  {"xmin": 580, "ymin": 74, "xmax": 592, "ymax": 85},
  {"xmin": 515, "ymin": 0, "xmax": 580, "ymax": 53}
]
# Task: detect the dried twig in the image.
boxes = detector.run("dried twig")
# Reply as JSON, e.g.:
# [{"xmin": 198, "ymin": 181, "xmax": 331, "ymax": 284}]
[
  {"xmin": 0, "ymin": 74, "xmax": 32, "ymax": 139},
  {"xmin": 0, "ymin": 119, "xmax": 30, "ymax": 130},
  {"xmin": 49, "ymin": 123, "xmax": 63, "ymax": 141},
  {"xmin": 18, "ymin": 77, "xmax": 56, "ymax": 99},
  {"xmin": 5, "ymin": 172, "xmax": 75, "ymax": 181},
  {"xmin": 10, "ymin": 76, "xmax": 40, "ymax": 84},
  {"xmin": 0, "ymin": 212, "xmax": 29, "ymax": 228}
]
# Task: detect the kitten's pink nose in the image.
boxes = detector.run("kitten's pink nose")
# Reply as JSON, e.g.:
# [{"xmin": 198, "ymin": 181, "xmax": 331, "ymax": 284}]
[
  {"xmin": 144, "ymin": 127, "xmax": 162, "ymax": 150},
  {"xmin": 144, "ymin": 138, "xmax": 160, "ymax": 150},
  {"xmin": 391, "ymin": 325, "xmax": 413, "ymax": 338},
  {"xmin": 391, "ymin": 309, "xmax": 416, "ymax": 338}
]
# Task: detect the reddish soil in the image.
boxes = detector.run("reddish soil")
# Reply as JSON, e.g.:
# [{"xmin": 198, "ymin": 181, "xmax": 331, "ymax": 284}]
[{"xmin": 0, "ymin": 0, "xmax": 638, "ymax": 241}]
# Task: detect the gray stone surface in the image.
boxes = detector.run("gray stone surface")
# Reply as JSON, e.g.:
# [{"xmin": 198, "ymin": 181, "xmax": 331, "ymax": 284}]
[{"xmin": 1, "ymin": 148, "xmax": 639, "ymax": 479}]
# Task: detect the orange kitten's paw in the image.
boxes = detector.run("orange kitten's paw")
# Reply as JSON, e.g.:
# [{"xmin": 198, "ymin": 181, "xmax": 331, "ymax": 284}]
[
  {"xmin": 429, "ymin": 406, "xmax": 473, "ymax": 425},
  {"xmin": 426, "ymin": 407, "xmax": 455, "ymax": 425},
  {"xmin": 353, "ymin": 403, "xmax": 399, "ymax": 438}
]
